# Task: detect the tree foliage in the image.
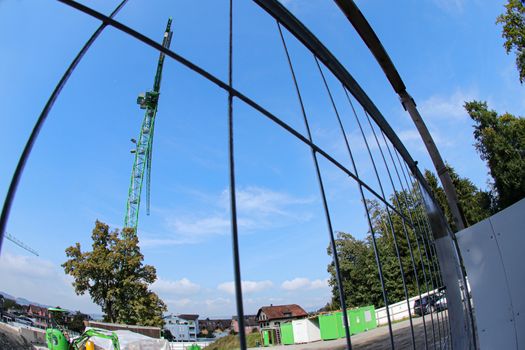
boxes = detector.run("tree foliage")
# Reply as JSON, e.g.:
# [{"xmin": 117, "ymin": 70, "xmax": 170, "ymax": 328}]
[
  {"xmin": 327, "ymin": 186, "xmax": 440, "ymax": 309},
  {"xmin": 424, "ymin": 166, "xmax": 493, "ymax": 230},
  {"xmin": 62, "ymin": 221, "xmax": 166, "ymax": 327},
  {"xmin": 497, "ymin": 0, "xmax": 525, "ymax": 83},
  {"xmin": 464, "ymin": 101, "xmax": 525, "ymax": 210}
]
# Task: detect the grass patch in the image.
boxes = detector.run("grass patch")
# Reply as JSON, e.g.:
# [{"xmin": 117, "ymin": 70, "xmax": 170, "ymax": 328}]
[{"xmin": 206, "ymin": 332, "xmax": 262, "ymax": 350}]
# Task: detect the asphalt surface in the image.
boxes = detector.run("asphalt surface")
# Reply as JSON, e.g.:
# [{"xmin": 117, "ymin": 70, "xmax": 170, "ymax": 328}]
[{"xmin": 249, "ymin": 312, "xmax": 450, "ymax": 350}]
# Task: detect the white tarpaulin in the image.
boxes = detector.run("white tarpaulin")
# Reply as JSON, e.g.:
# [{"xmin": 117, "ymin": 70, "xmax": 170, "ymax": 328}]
[{"xmin": 85, "ymin": 328, "xmax": 169, "ymax": 350}]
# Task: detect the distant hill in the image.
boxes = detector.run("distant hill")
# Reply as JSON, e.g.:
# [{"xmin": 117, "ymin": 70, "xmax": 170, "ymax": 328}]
[{"xmin": 1, "ymin": 291, "xmax": 52, "ymax": 309}]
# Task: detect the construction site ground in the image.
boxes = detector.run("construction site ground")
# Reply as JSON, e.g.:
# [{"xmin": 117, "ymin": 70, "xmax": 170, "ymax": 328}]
[{"xmin": 249, "ymin": 312, "xmax": 449, "ymax": 350}]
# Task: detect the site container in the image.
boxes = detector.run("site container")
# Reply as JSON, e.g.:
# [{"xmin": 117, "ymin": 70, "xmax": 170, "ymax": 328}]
[
  {"xmin": 346, "ymin": 309, "xmax": 365, "ymax": 335},
  {"xmin": 262, "ymin": 329, "xmax": 277, "ymax": 346},
  {"xmin": 280, "ymin": 322, "xmax": 294, "ymax": 345},
  {"xmin": 292, "ymin": 318, "xmax": 321, "ymax": 344},
  {"xmin": 319, "ymin": 312, "xmax": 344, "ymax": 340},
  {"xmin": 360, "ymin": 305, "xmax": 377, "ymax": 331}
]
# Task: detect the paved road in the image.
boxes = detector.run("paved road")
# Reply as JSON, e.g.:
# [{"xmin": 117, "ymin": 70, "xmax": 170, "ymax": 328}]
[{"xmin": 249, "ymin": 312, "xmax": 450, "ymax": 350}]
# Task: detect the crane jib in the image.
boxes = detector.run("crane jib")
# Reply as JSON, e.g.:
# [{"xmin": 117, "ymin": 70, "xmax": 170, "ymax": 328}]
[{"xmin": 124, "ymin": 18, "xmax": 172, "ymax": 233}]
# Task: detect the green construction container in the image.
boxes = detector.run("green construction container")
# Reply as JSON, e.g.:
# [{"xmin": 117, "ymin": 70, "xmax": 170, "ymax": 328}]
[
  {"xmin": 187, "ymin": 345, "xmax": 201, "ymax": 350},
  {"xmin": 346, "ymin": 309, "xmax": 365, "ymax": 335},
  {"xmin": 280, "ymin": 322, "xmax": 294, "ymax": 345},
  {"xmin": 359, "ymin": 305, "xmax": 377, "ymax": 331},
  {"xmin": 319, "ymin": 312, "xmax": 344, "ymax": 340},
  {"xmin": 262, "ymin": 329, "xmax": 276, "ymax": 346}
]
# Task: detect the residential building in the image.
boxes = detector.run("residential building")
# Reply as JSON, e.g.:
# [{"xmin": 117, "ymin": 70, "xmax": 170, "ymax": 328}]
[
  {"xmin": 27, "ymin": 305, "xmax": 50, "ymax": 328},
  {"xmin": 199, "ymin": 318, "xmax": 231, "ymax": 335},
  {"xmin": 164, "ymin": 314, "xmax": 199, "ymax": 342},
  {"xmin": 256, "ymin": 304, "xmax": 307, "ymax": 329},
  {"xmin": 231, "ymin": 315, "xmax": 259, "ymax": 334}
]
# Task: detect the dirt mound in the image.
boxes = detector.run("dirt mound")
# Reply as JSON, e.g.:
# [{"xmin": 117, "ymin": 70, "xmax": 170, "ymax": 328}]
[{"xmin": 0, "ymin": 329, "xmax": 33, "ymax": 350}]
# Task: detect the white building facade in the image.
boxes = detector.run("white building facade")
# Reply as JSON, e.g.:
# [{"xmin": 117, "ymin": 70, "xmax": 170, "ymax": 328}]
[{"xmin": 164, "ymin": 314, "xmax": 199, "ymax": 342}]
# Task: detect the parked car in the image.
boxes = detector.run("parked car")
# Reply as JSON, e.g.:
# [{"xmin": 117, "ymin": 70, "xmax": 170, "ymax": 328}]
[
  {"xmin": 14, "ymin": 316, "xmax": 34, "ymax": 327},
  {"xmin": 413, "ymin": 294, "xmax": 439, "ymax": 316},
  {"xmin": 434, "ymin": 294, "xmax": 448, "ymax": 312}
]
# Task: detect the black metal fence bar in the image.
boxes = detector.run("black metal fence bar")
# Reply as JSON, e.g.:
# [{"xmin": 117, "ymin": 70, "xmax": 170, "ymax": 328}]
[
  {"xmin": 342, "ymin": 86, "xmax": 417, "ymax": 350},
  {"xmin": 399, "ymin": 160, "xmax": 453, "ymax": 349},
  {"xmin": 396, "ymin": 151, "xmax": 452, "ymax": 348},
  {"xmin": 0, "ymin": 2, "xmax": 474, "ymax": 350},
  {"xmin": 376, "ymin": 130, "xmax": 447, "ymax": 349},
  {"xmin": 362, "ymin": 111, "xmax": 436, "ymax": 349},
  {"xmin": 276, "ymin": 22, "xmax": 354, "ymax": 350},
  {"xmin": 315, "ymin": 59, "xmax": 397, "ymax": 349},
  {"xmin": 369, "ymin": 129, "xmax": 442, "ymax": 348},
  {"xmin": 227, "ymin": 1, "xmax": 247, "ymax": 349}
]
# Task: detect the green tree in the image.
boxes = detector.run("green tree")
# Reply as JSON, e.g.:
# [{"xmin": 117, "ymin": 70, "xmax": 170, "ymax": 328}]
[
  {"xmin": 327, "ymin": 231, "xmax": 381, "ymax": 308},
  {"xmin": 464, "ymin": 101, "xmax": 525, "ymax": 209},
  {"xmin": 68, "ymin": 311, "xmax": 87, "ymax": 333},
  {"xmin": 62, "ymin": 221, "xmax": 166, "ymax": 327},
  {"xmin": 327, "ymin": 188, "xmax": 441, "ymax": 309},
  {"xmin": 497, "ymin": 0, "xmax": 525, "ymax": 83},
  {"xmin": 424, "ymin": 166, "xmax": 493, "ymax": 230}
]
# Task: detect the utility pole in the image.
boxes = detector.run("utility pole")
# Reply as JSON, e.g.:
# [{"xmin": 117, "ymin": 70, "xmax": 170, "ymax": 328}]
[
  {"xmin": 399, "ymin": 92, "xmax": 466, "ymax": 231},
  {"xmin": 333, "ymin": 0, "xmax": 467, "ymax": 231}
]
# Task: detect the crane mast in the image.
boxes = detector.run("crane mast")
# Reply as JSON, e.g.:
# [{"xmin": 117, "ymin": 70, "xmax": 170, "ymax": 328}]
[{"xmin": 124, "ymin": 18, "xmax": 173, "ymax": 233}]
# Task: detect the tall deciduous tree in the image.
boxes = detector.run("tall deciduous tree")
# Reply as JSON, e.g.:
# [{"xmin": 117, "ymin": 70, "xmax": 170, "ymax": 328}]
[
  {"xmin": 62, "ymin": 221, "xmax": 166, "ymax": 327},
  {"xmin": 497, "ymin": 0, "xmax": 525, "ymax": 83},
  {"xmin": 424, "ymin": 166, "xmax": 494, "ymax": 230},
  {"xmin": 327, "ymin": 186, "xmax": 445, "ymax": 309},
  {"xmin": 464, "ymin": 101, "xmax": 525, "ymax": 210}
]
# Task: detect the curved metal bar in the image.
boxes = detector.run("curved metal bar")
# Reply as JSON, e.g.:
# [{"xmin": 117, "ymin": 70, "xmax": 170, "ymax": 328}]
[
  {"xmin": 315, "ymin": 59, "xmax": 396, "ymax": 349},
  {"xmin": 251, "ymin": 0, "xmax": 434, "ymax": 199},
  {"xmin": 0, "ymin": 0, "xmax": 129, "ymax": 252},
  {"xmin": 276, "ymin": 23, "xmax": 353, "ymax": 350},
  {"xmin": 227, "ymin": 1, "xmax": 247, "ymax": 349},
  {"xmin": 344, "ymin": 87, "xmax": 420, "ymax": 350}
]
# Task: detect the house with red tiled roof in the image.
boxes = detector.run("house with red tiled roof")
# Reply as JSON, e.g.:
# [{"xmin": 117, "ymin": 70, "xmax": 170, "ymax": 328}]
[{"xmin": 256, "ymin": 304, "xmax": 307, "ymax": 328}]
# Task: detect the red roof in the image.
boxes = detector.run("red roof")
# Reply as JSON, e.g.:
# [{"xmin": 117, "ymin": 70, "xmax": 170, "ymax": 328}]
[{"xmin": 257, "ymin": 304, "xmax": 307, "ymax": 321}]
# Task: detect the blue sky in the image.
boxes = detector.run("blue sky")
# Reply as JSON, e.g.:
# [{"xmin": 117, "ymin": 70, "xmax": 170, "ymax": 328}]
[{"xmin": 0, "ymin": 0, "xmax": 523, "ymax": 318}]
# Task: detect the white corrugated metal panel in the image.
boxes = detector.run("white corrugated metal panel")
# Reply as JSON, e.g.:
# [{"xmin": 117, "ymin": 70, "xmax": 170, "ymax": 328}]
[{"xmin": 292, "ymin": 318, "xmax": 321, "ymax": 344}]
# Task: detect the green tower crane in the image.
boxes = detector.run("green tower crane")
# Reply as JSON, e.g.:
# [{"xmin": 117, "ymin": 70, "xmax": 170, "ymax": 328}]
[{"xmin": 124, "ymin": 18, "xmax": 173, "ymax": 233}]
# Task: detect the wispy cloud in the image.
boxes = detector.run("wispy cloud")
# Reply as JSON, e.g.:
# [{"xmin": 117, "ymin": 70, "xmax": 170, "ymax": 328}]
[
  {"xmin": 419, "ymin": 89, "xmax": 478, "ymax": 121},
  {"xmin": 432, "ymin": 0, "xmax": 466, "ymax": 14},
  {"xmin": 0, "ymin": 252, "xmax": 99, "ymax": 313},
  {"xmin": 217, "ymin": 280, "xmax": 274, "ymax": 295},
  {"xmin": 151, "ymin": 277, "xmax": 201, "ymax": 296},
  {"xmin": 144, "ymin": 186, "xmax": 314, "ymax": 247},
  {"xmin": 281, "ymin": 277, "xmax": 328, "ymax": 291}
]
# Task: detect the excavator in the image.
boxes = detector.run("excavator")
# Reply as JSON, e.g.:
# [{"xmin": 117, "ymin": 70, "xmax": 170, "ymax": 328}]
[{"xmin": 45, "ymin": 307, "xmax": 120, "ymax": 350}]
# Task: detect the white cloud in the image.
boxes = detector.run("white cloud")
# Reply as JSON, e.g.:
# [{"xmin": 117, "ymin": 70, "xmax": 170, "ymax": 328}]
[
  {"xmin": 0, "ymin": 252, "xmax": 99, "ymax": 313},
  {"xmin": 419, "ymin": 89, "xmax": 478, "ymax": 121},
  {"xmin": 205, "ymin": 297, "xmax": 231, "ymax": 307},
  {"xmin": 432, "ymin": 0, "xmax": 465, "ymax": 13},
  {"xmin": 167, "ymin": 215, "xmax": 230, "ymax": 237},
  {"xmin": 217, "ymin": 280, "xmax": 274, "ymax": 295},
  {"xmin": 230, "ymin": 187, "xmax": 314, "ymax": 217},
  {"xmin": 164, "ymin": 298, "xmax": 193, "ymax": 309},
  {"xmin": 151, "ymin": 277, "xmax": 201, "ymax": 296},
  {"xmin": 145, "ymin": 186, "xmax": 314, "ymax": 247},
  {"xmin": 281, "ymin": 277, "xmax": 328, "ymax": 291}
]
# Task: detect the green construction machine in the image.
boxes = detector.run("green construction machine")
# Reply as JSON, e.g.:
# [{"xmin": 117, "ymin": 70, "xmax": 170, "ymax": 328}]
[{"xmin": 45, "ymin": 307, "xmax": 120, "ymax": 350}]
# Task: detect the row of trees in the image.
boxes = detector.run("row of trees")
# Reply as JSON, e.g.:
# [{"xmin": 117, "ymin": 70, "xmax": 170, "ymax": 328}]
[
  {"xmin": 326, "ymin": 0, "xmax": 524, "ymax": 309},
  {"xmin": 327, "ymin": 186, "xmax": 441, "ymax": 309}
]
